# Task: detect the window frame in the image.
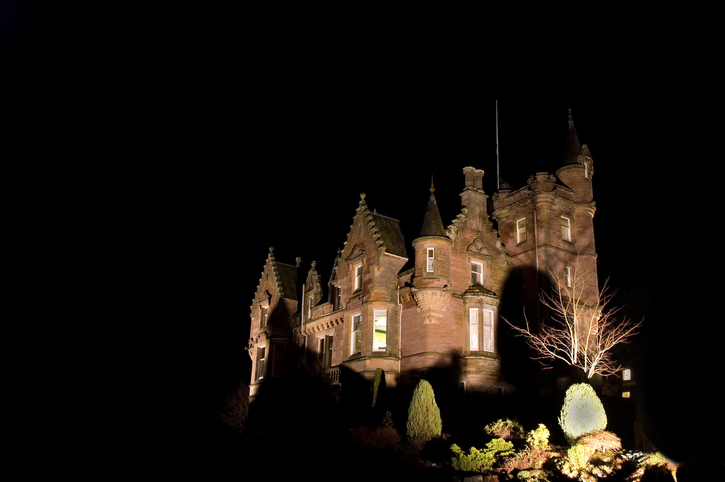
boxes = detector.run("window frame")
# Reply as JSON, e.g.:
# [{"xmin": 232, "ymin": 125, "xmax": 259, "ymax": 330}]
[
  {"xmin": 426, "ymin": 248, "xmax": 435, "ymax": 273},
  {"xmin": 353, "ymin": 263, "xmax": 363, "ymax": 292},
  {"xmin": 471, "ymin": 261, "xmax": 483, "ymax": 286},
  {"xmin": 516, "ymin": 218, "xmax": 527, "ymax": 244},
  {"xmin": 469, "ymin": 307, "xmax": 479, "ymax": 351},
  {"xmin": 255, "ymin": 345, "xmax": 267, "ymax": 381},
  {"xmin": 351, "ymin": 313, "xmax": 362, "ymax": 356},
  {"xmin": 373, "ymin": 310, "xmax": 387, "ymax": 352},
  {"xmin": 561, "ymin": 215, "xmax": 572, "ymax": 242}
]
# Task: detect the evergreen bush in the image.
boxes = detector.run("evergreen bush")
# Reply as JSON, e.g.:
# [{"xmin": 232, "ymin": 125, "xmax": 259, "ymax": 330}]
[
  {"xmin": 558, "ymin": 383, "xmax": 607, "ymax": 444},
  {"xmin": 450, "ymin": 438, "xmax": 514, "ymax": 472},
  {"xmin": 406, "ymin": 379, "xmax": 442, "ymax": 445},
  {"xmin": 526, "ymin": 423, "xmax": 550, "ymax": 451},
  {"xmin": 484, "ymin": 418, "xmax": 525, "ymax": 441}
]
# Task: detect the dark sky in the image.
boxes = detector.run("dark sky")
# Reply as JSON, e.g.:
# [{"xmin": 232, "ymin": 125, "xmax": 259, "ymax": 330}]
[{"xmin": 1, "ymin": 1, "xmax": 719, "ymax": 471}]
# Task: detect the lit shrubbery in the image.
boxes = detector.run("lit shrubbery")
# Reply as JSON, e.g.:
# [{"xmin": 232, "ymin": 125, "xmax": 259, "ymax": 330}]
[
  {"xmin": 485, "ymin": 418, "xmax": 525, "ymax": 441},
  {"xmin": 558, "ymin": 383, "xmax": 607, "ymax": 444},
  {"xmin": 526, "ymin": 423, "xmax": 550, "ymax": 451},
  {"xmin": 450, "ymin": 438, "xmax": 514, "ymax": 472}
]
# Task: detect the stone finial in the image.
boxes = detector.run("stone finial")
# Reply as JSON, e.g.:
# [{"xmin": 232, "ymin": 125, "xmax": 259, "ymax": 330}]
[{"xmin": 360, "ymin": 192, "xmax": 366, "ymax": 200}]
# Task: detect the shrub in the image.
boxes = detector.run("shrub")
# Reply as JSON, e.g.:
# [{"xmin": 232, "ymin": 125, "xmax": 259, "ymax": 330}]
[
  {"xmin": 558, "ymin": 383, "xmax": 607, "ymax": 444},
  {"xmin": 485, "ymin": 418, "xmax": 525, "ymax": 441},
  {"xmin": 406, "ymin": 379, "xmax": 442, "ymax": 445},
  {"xmin": 577, "ymin": 430, "xmax": 621, "ymax": 454},
  {"xmin": 451, "ymin": 438, "xmax": 514, "ymax": 472},
  {"xmin": 646, "ymin": 451, "xmax": 679, "ymax": 481},
  {"xmin": 526, "ymin": 424, "xmax": 550, "ymax": 451}
]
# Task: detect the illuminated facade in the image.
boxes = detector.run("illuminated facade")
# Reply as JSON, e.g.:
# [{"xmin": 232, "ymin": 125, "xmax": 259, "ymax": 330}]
[{"xmin": 247, "ymin": 112, "xmax": 598, "ymax": 399}]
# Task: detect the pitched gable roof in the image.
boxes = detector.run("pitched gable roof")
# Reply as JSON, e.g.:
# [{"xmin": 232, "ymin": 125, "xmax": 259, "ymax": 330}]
[{"xmin": 370, "ymin": 212, "xmax": 407, "ymax": 258}]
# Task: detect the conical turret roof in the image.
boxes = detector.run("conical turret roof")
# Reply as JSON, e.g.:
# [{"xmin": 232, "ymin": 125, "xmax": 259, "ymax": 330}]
[
  {"xmin": 562, "ymin": 108, "xmax": 582, "ymax": 166},
  {"xmin": 420, "ymin": 184, "xmax": 447, "ymax": 237}
]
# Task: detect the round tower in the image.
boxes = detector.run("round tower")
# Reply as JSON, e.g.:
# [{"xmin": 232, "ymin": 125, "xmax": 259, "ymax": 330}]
[
  {"xmin": 411, "ymin": 182, "xmax": 452, "ymax": 324},
  {"xmin": 556, "ymin": 108, "xmax": 594, "ymax": 203}
]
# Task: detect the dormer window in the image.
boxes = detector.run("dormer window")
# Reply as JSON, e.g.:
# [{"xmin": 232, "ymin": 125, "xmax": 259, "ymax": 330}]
[{"xmin": 427, "ymin": 248, "xmax": 435, "ymax": 272}]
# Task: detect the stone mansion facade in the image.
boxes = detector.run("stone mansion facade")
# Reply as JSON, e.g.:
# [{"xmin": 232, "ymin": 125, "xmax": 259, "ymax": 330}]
[{"xmin": 247, "ymin": 112, "xmax": 598, "ymax": 399}]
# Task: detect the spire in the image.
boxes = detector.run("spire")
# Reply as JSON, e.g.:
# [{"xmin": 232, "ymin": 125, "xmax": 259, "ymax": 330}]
[
  {"xmin": 562, "ymin": 108, "xmax": 582, "ymax": 166},
  {"xmin": 420, "ymin": 181, "xmax": 447, "ymax": 237}
]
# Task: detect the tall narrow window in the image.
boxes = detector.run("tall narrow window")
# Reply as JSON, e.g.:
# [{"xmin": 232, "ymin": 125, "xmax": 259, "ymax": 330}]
[
  {"xmin": 351, "ymin": 314, "xmax": 362, "ymax": 355},
  {"xmin": 325, "ymin": 335, "xmax": 334, "ymax": 369},
  {"xmin": 354, "ymin": 264, "xmax": 363, "ymax": 291},
  {"xmin": 561, "ymin": 216, "xmax": 571, "ymax": 242},
  {"xmin": 469, "ymin": 308, "xmax": 479, "ymax": 351},
  {"xmin": 623, "ymin": 368, "xmax": 632, "ymax": 381},
  {"xmin": 317, "ymin": 337, "xmax": 325, "ymax": 365},
  {"xmin": 255, "ymin": 346, "xmax": 266, "ymax": 380},
  {"xmin": 332, "ymin": 285, "xmax": 341, "ymax": 310},
  {"xmin": 471, "ymin": 262, "xmax": 483, "ymax": 285},
  {"xmin": 483, "ymin": 309, "xmax": 494, "ymax": 352},
  {"xmin": 516, "ymin": 218, "xmax": 527, "ymax": 244},
  {"xmin": 308, "ymin": 295, "xmax": 314, "ymax": 319},
  {"xmin": 427, "ymin": 248, "xmax": 435, "ymax": 272},
  {"xmin": 373, "ymin": 310, "xmax": 387, "ymax": 351},
  {"xmin": 565, "ymin": 266, "xmax": 572, "ymax": 287}
]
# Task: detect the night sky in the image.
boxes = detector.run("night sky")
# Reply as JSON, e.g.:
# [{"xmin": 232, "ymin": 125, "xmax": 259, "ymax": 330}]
[{"xmin": 1, "ymin": 1, "xmax": 719, "ymax": 474}]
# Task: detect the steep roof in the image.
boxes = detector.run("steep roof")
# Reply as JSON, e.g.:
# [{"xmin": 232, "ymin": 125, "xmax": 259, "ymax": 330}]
[
  {"xmin": 419, "ymin": 187, "xmax": 447, "ymax": 237},
  {"xmin": 273, "ymin": 261, "xmax": 299, "ymax": 301},
  {"xmin": 562, "ymin": 108, "xmax": 582, "ymax": 166},
  {"xmin": 371, "ymin": 212, "xmax": 407, "ymax": 258}
]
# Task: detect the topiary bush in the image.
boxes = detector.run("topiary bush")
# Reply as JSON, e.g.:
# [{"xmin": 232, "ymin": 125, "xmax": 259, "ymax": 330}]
[
  {"xmin": 406, "ymin": 379, "xmax": 442, "ymax": 445},
  {"xmin": 558, "ymin": 383, "xmax": 607, "ymax": 444}
]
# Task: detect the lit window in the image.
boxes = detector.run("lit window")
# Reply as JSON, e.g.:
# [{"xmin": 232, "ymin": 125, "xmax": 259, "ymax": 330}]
[
  {"xmin": 483, "ymin": 309, "xmax": 494, "ymax": 352},
  {"xmin": 516, "ymin": 218, "xmax": 527, "ymax": 244},
  {"xmin": 427, "ymin": 248, "xmax": 435, "ymax": 272},
  {"xmin": 373, "ymin": 310, "xmax": 387, "ymax": 351},
  {"xmin": 623, "ymin": 368, "xmax": 631, "ymax": 381},
  {"xmin": 255, "ymin": 346, "xmax": 266, "ymax": 380},
  {"xmin": 622, "ymin": 391, "xmax": 631, "ymax": 398},
  {"xmin": 471, "ymin": 262, "xmax": 483, "ymax": 285},
  {"xmin": 351, "ymin": 314, "xmax": 362, "ymax": 355},
  {"xmin": 354, "ymin": 264, "xmax": 363, "ymax": 291},
  {"xmin": 469, "ymin": 308, "xmax": 479, "ymax": 351},
  {"xmin": 561, "ymin": 216, "xmax": 571, "ymax": 242}
]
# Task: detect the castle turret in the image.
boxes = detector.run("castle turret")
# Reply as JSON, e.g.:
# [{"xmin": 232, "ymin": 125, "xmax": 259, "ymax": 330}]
[
  {"xmin": 411, "ymin": 183, "xmax": 452, "ymax": 324},
  {"xmin": 556, "ymin": 108, "xmax": 594, "ymax": 203}
]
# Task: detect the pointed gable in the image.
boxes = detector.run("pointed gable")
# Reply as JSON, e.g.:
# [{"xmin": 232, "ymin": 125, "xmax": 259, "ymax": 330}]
[{"xmin": 255, "ymin": 247, "xmax": 298, "ymax": 302}]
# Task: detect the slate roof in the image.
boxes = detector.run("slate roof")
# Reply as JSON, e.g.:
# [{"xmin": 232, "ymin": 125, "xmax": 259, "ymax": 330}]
[
  {"xmin": 370, "ymin": 213, "xmax": 407, "ymax": 259},
  {"xmin": 273, "ymin": 261, "xmax": 298, "ymax": 301},
  {"xmin": 420, "ymin": 190, "xmax": 448, "ymax": 238},
  {"xmin": 562, "ymin": 108, "xmax": 582, "ymax": 166}
]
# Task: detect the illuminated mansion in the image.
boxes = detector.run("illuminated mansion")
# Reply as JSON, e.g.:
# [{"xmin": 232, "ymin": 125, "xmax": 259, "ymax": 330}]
[{"xmin": 247, "ymin": 113, "xmax": 598, "ymax": 399}]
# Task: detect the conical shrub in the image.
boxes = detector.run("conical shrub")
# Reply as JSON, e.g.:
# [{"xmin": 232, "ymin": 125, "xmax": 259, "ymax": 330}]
[
  {"xmin": 558, "ymin": 383, "xmax": 607, "ymax": 444},
  {"xmin": 406, "ymin": 379, "xmax": 442, "ymax": 445}
]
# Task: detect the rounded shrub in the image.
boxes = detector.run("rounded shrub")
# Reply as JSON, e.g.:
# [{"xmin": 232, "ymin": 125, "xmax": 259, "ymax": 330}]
[
  {"xmin": 406, "ymin": 379, "xmax": 442, "ymax": 445},
  {"xmin": 558, "ymin": 383, "xmax": 607, "ymax": 444}
]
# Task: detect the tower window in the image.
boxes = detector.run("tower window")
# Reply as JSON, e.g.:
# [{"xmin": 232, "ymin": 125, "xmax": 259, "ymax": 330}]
[
  {"xmin": 471, "ymin": 262, "xmax": 483, "ymax": 285},
  {"xmin": 427, "ymin": 248, "xmax": 435, "ymax": 272},
  {"xmin": 516, "ymin": 218, "xmax": 527, "ymax": 244},
  {"xmin": 623, "ymin": 368, "xmax": 632, "ymax": 381},
  {"xmin": 561, "ymin": 216, "xmax": 572, "ymax": 242}
]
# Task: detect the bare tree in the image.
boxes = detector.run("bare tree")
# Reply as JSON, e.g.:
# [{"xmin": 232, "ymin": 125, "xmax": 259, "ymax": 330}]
[{"xmin": 505, "ymin": 258, "xmax": 642, "ymax": 379}]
